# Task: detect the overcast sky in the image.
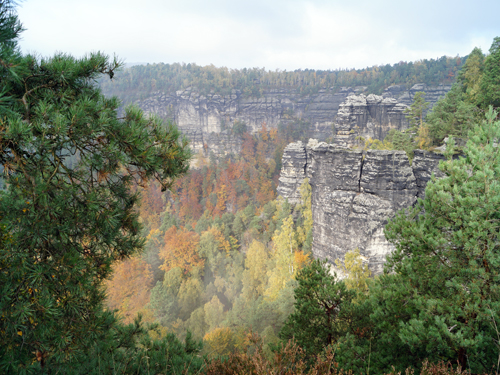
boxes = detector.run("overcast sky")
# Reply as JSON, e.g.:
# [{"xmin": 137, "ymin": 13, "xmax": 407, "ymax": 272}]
[{"xmin": 16, "ymin": 0, "xmax": 499, "ymax": 71}]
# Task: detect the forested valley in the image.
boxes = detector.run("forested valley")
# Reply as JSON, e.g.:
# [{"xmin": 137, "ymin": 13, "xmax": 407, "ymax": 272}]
[{"xmin": 2, "ymin": 0, "xmax": 500, "ymax": 373}]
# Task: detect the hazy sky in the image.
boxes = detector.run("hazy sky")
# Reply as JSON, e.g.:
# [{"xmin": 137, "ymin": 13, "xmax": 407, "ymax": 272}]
[{"xmin": 16, "ymin": 0, "xmax": 499, "ymax": 71}]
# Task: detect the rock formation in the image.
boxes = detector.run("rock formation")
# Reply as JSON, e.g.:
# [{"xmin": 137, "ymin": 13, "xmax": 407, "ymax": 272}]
[
  {"xmin": 332, "ymin": 84, "xmax": 451, "ymax": 148},
  {"xmin": 278, "ymin": 141, "xmax": 447, "ymax": 274},
  {"xmin": 133, "ymin": 84, "xmax": 450, "ymax": 157},
  {"xmin": 333, "ymin": 94, "xmax": 408, "ymax": 148}
]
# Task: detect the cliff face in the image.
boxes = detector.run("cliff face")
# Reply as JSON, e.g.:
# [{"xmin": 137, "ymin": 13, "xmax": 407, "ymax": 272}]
[
  {"xmin": 278, "ymin": 141, "xmax": 447, "ymax": 274},
  {"xmin": 136, "ymin": 87, "xmax": 354, "ymax": 157},
  {"xmin": 134, "ymin": 84, "xmax": 450, "ymax": 157}
]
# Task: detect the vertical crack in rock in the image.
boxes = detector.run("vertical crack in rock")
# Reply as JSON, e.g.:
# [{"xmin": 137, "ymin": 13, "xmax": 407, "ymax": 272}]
[
  {"xmin": 278, "ymin": 142, "xmax": 444, "ymax": 274},
  {"xmin": 358, "ymin": 152, "xmax": 365, "ymax": 193}
]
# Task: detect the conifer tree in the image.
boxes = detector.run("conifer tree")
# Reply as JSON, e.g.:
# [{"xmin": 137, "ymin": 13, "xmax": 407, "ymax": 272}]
[
  {"xmin": 0, "ymin": 2, "xmax": 191, "ymax": 372},
  {"xmin": 480, "ymin": 36, "xmax": 500, "ymax": 108},
  {"xmin": 381, "ymin": 108, "xmax": 500, "ymax": 372},
  {"xmin": 280, "ymin": 259, "xmax": 356, "ymax": 358}
]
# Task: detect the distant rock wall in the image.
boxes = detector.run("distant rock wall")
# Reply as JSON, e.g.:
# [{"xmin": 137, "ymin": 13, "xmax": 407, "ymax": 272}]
[
  {"xmin": 133, "ymin": 84, "xmax": 450, "ymax": 157},
  {"xmin": 278, "ymin": 141, "xmax": 447, "ymax": 274}
]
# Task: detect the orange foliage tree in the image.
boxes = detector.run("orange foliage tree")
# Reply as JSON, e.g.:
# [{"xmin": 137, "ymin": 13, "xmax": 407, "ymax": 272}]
[
  {"xmin": 105, "ymin": 256, "xmax": 154, "ymax": 323},
  {"xmin": 139, "ymin": 182, "xmax": 165, "ymax": 231},
  {"xmin": 159, "ymin": 226, "xmax": 204, "ymax": 274}
]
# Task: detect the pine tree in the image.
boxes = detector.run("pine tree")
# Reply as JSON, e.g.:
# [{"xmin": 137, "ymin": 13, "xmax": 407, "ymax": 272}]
[
  {"xmin": 480, "ymin": 36, "xmax": 500, "ymax": 109},
  {"xmin": 382, "ymin": 108, "xmax": 500, "ymax": 372},
  {"xmin": 404, "ymin": 91, "xmax": 431, "ymax": 150},
  {"xmin": 0, "ymin": 2, "xmax": 191, "ymax": 372},
  {"xmin": 426, "ymin": 83, "xmax": 478, "ymax": 145},
  {"xmin": 280, "ymin": 259, "xmax": 356, "ymax": 358}
]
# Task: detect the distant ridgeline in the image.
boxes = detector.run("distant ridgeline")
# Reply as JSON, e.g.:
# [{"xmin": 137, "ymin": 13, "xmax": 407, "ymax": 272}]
[
  {"xmin": 101, "ymin": 57, "xmax": 463, "ymax": 101},
  {"xmin": 100, "ymin": 57, "xmax": 463, "ymax": 156}
]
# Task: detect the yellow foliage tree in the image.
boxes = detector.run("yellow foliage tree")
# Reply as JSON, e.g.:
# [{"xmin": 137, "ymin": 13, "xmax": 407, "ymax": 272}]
[
  {"xmin": 203, "ymin": 327, "xmax": 234, "ymax": 357},
  {"xmin": 295, "ymin": 178, "xmax": 313, "ymax": 251},
  {"xmin": 359, "ymin": 136, "xmax": 394, "ymax": 151},
  {"xmin": 265, "ymin": 216, "xmax": 308, "ymax": 301},
  {"xmin": 213, "ymin": 226, "xmax": 232, "ymax": 254},
  {"xmin": 274, "ymin": 216, "xmax": 297, "ymax": 275},
  {"xmin": 294, "ymin": 251, "xmax": 309, "ymax": 271},
  {"xmin": 415, "ymin": 123, "xmax": 432, "ymax": 150},
  {"xmin": 242, "ymin": 240, "xmax": 269, "ymax": 300},
  {"xmin": 334, "ymin": 248, "xmax": 372, "ymax": 295}
]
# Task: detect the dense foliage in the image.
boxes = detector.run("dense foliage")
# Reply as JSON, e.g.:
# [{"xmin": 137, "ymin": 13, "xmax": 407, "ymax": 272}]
[
  {"xmin": 276, "ymin": 39, "xmax": 500, "ymax": 374},
  {"xmin": 100, "ymin": 56, "xmax": 464, "ymax": 103},
  {"xmin": 106, "ymin": 125, "xmax": 314, "ymax": 355},
  {"xmin": 280, "ymin": 260, "xmax": 357, "ymax": 357},
  {"xmin": 379, "ymin": 108, "xmax": 500, "ymax": 372},
  {"xmin": 367, "ymin": 38, "xmax": 500, "ymax": 155}
]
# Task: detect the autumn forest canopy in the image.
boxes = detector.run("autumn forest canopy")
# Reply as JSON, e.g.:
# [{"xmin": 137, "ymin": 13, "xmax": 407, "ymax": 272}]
[{"xmin": 2, "ymin": 1, "xmax": 500, "ymax": 374}]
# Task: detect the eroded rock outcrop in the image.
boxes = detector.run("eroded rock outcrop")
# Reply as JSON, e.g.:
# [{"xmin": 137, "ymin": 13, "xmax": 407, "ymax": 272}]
[
  {"xmin": 333, "ymin": 94, "xmax": 408, "ymax": 147},
  {"xmin": 278, "ymin": 141, "xmax": 447, "ymax": 274},
  {"xmin": 332, "ymin": 84, "xmax": 451, "ymax": 148}
]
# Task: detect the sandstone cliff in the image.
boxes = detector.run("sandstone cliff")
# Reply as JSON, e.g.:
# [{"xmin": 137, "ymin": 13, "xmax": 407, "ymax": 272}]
[
  {"xmin": 278, "ymin": 141, "xmax": 447, "ymax": 274},
  {"xmin": 134, "ymin": 84, "xmax": 450, "ymax": 157}
]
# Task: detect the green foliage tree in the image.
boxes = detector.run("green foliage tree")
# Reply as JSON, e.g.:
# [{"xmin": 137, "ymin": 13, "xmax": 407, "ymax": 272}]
[
  {"xmin": 0, "ymin": 2, "xmax": 191, "ymax": 372},
  {"xmin": 66, "ymin": 318, "xmax": 204, "ymax": 375},
  {"xmin": 404, "ymin": 91, "xmax": 431, "ymax": 150},
  {"xmin": 231, "ymin": 119, "xmax": 247, "ymax": 136},
  {"xmin": 384, "ymin": 128, "xmax": 414, "ymax": 158},
  {"xmin": 426, "ymin": 45, "xmax": 490, "ymax": 146},
  {"xmin": 149, "ymin": 267, "xmax": 183, "ymax": 325},
  {"xmin": 178, "ymin": 276, "xmax": 204, "ymax": 320},
  {"xmin": 204, "ymin": 295, "xmax": 225, "ymax": 331},
  {"xmin": 480, "ymin": 36, "xmax": 500, "ymax": 108},
  {"xmin": 379, "ymin": 108, "xmax": 500, "ymax": 373},
  {"xmin": 280, "ymin": 259, "xmax": 356, "ymax": 358},
  {"xmin": 426, "ymin": 83, "xmax": 478, "ymax": 145}
]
